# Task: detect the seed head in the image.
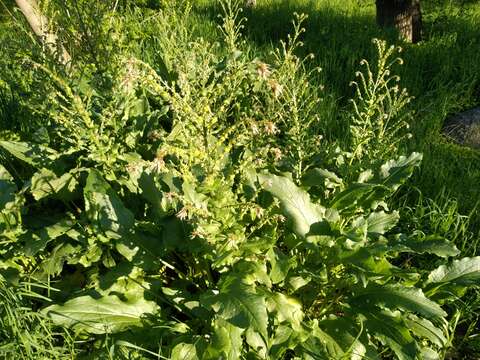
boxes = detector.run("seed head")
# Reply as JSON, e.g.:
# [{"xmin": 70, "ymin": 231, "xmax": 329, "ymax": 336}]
[
  {"xmin": 256, "ymin": 61, "xmax": 271, "ymax": 79},
  {"xmin": 176, "ymin": 207, "xmax": 188, "ymax": 220},
  {"xmin": 269, "ymin": 80, "xmax": 284, "ymax": 98},
  {"xmin": 264, "ymin": 121, "xmax": 279, "ymax": 136},
  {"xmin": 271, "ymin": 147, "xmax": 282, "ymax": 161}
]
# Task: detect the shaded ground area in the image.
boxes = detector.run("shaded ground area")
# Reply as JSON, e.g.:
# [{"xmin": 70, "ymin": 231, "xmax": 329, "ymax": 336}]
[{"xmin": 444, "ymin": 107, "xmax": 480, "ymax": 149}]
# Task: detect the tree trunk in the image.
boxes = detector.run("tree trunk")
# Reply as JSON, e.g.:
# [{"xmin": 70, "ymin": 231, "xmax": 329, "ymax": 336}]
[
  {"xmin": 376, "ymin": 0, "xmax": 422, "ymax": 43},
  {"xmin": 15, "ymin": 0, "xmax": 71, "ymax": 64}
]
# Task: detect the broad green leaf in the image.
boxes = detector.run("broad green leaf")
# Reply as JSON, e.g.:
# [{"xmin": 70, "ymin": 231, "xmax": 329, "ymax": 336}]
[
  {"xmin": 171, "ymin": 343, "xmax": 198, "ymax": 360},
  {"xmin": 352, "ymin": 284, "xmax": 447, "ymax": 321},
  {"xmin": 379, "ymin": 152, "xmax": 423, "ymax": 191},
  {"xmin": 0, "ymin": 164, "xmax": 16, "ymax": 210},
  {"xmin": 301, "ymin": 168, "xmax": 342, "ymax": 189},
  {"xmin": 42, "ymin": 292, "xmax": 158, "ymax": 334},
  {"xmin": 266, "ymin": 292, "xmax": 304, "ymax": 330},
  {"xmin": 137, "ymin": 170, "xmax": 169, "ymax": 218},
  {"xmin": 206, "ymin": 318, "xmax": 244, "ymax": 360},
  {"xmin": 0, "ymin": 141, "xmax": 58, "ymax": 167},
  {"xmin": 362, "ymin": 310, "xmax": 419, "ymax": 360},
  {"xmin": 30, "ymin": 168, "xmax": 79, "ymax": 201},
  {"xmin": 84, "ymin": 169, "xmax": 134, "ymax": 237},
  {"xmin": 390, "ymin": 235, "xmax": 460, "ymax": 258},
  {"xmin": 40, "ymin": 243, "xmax": 82, "ymax": 276},
  {"xmin": 421, "ymin": 347, "xmax": 441, "ymax": 360},
  {"xmin": 426, "ymin": 257, "xmax": 480, "ymax": 286},
  {"xmin": 425, "ymin": 257, "xmax": 480, "ymax": 300},
  {"xmin": 404, "ymin": 315, "xmax": 447, "ymax": 348},
  {"xmin": 330, "ymin": 183, "xmax": 389, "ymax": 213},
  {"xmin": 341, "ymin": 247, "xmax": 393, "ymax": 275},
  {"xmin": 267, "ymin": 248, "xmax": 293, "ymax": 284},
  {"xmin": 364, "ymin": 210, "xmax": 399, "ymax": 235},
  {"xmin": 246, "ymin": 327, "xmax": 268, "ymax": 358},
  {"xmin": 257, "ymin": 173, "xmax": 326, "ymax": 238},
  {"xmin": 23, "ymin": 218, "xmax": 75, "ymax": 256},
  {"xmin": 206, "ymin": 273, "xmax": 268, "ymax": 339},
  {"xmin": 183, "ymin": 181, "xmax": 208, "ymax": 210},
  {"xmin": 320, "ymin": 317, "xmax": 380, "ymax": 360},
  {"xmin": 302, "ymin": 322, "xmax": 343, "ymax": 359}
]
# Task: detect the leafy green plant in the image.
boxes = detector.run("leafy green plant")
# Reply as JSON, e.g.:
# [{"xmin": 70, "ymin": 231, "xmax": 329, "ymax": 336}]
[{"xmin": 1, "ymin": 1, "xmax": 480, "ymax": 359}]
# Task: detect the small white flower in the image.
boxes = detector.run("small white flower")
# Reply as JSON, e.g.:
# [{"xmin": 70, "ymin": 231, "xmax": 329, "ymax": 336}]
[
  {"xmin": 255, "ymin": 206, "xmax": 265, "ymax": 218},
  {"xmin": 256, "ymin": 62, "xmax": 271, "ymax": 79},
  {"xmin": 176, "ymin": 207, "xmax": 188, "ymax": 220},
  {"xmin": 264, "ymin": 121, "xmax": 279, "ymax": 136},
  {"xmin": 271, "ymin": 147, "xmax": 282, "ymax": 161},
  {"xmin": 149, "ymin": 157, "xmax": 165, "ymax": 173},
  {"xmin": 251, "ymin": 123, "xmax": 260, "ymax": 135},
  {"xmin": 164, "ymin": 192, "xmax": 176, "ymax": 202},
  {"xmin": 269, "ymin": 80, "xmax": 283, "ymax": 98},
  {"xmin": 126, "ymin": 162, "xmax": 143, "ymax": 177}
]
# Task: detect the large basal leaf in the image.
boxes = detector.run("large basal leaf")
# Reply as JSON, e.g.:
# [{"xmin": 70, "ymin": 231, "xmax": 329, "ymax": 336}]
[
  {"xmin": 330, "ymin": 183, "xmax": 389, "ymax": 213},
  {"xmin": 171, "ymin": 342, "xmax": 201, "ymax": 360},
  {"xmin": 364, "ymin": 210, "xmax": 399, "ymax": 235},
  {"xmin": 206, "ymin": 318, "xmax": 244, "ymax": 360},
  {"xmin": 361, "ymin": 310, "xmax": 419, "ymax": 360},
  {"xmin": 379, "ymin": 152, "xmax": 423, "ymax": 191},
  {"xmin": 404, "ymin": 315, "xmax": 447, "ymax": 348},
  {"xmin": 301, "ymin": 322, "xmax": 344, "ymax": 360},
  {"xmin": 301, "ymin": 168, "xmax": 343, "ymax": 189},
  {"xmin": 352, "ymin": 284, "xmax": 447, "ymax": 322},
  {"xmin": 30, "ymin": 168, "xmax": 80, "ymax": 201},
  {"xmin": 0, "ymin": 140, "xmax": 58, "ymax": 168},
  {"xmin": 320, "ymin": 317, "xmax": 380, "ymax": 360},
  {"xmin": 84, "ymin": 169, "xmax": 134, "ymax": 237},
  {"xmin": 390, "ymin": 235, "xmax": 460, "ymax": 258},
  {"xmin": 205, "ymin": 272, "xmax": 268, "ymax": 340},
  {"xmin": 42, "ymin": 292, "xmax": 158, "ymax": 334},
  {"xmin": 257, "ymin": 173, "xmax": 326, "ymax": 238},
  {"xmin": 22, "ymin": 218, "xmax": 75, "ymax": 256},
  {"xmin": 345, "ymin": 211, "xmax": 399, "ymax": 242},
  {"xmin": 266, "ymin": 292, "xmax": 304, "ymax": 331},
  {"xmin": 426, "ymin": 257, "xmax": 480, "ymax": 287}
]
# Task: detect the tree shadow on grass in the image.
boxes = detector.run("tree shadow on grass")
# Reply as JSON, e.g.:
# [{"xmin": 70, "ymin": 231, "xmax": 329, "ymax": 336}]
[{"xmin": 193, "ymin": 0, "xmax": 480, "ymax": 106}]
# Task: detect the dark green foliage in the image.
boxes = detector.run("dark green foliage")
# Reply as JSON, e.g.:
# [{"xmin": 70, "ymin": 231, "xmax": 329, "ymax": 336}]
[{"xmin": 0, "ymin": 0, "xmax": 479, "ymax": 358}]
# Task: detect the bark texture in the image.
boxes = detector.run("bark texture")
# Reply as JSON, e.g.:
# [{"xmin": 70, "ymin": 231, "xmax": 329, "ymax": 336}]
[
  {"xmin": 376, "ymin": 0, "xmax": 422, "ymax": 43},
  {"xmin": 15, "ymin": 0, "xmax": 71, "ymax": 63}
]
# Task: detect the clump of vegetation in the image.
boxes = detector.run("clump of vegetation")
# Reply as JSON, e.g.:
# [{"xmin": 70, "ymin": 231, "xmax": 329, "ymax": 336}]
[{"xmin": 0, "ymin": 0, "xmax": 479, "ymax": 358}]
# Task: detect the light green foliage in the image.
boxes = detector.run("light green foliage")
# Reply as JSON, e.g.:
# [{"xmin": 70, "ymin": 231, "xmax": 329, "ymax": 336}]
[
  {"xmin": 0, "ymin": 0, "xmax": 479, "ymax": 359},
  {"xmin": 42, "ymin": 289, "xmax": 159, "ymax": 334},
  {"xmin": 349, "ymin": 39, "xmax": 412, "ymax": 164}
]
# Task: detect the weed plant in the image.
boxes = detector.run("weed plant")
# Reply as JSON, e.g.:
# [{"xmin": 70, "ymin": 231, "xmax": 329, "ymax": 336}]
[{"xmin": 0, "ymin": 0, "xmax": 479, "ymax": 358}]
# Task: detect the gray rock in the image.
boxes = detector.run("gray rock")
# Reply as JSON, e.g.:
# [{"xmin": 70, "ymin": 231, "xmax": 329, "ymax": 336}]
[
  {"xmin": 443, "ymin": 107, "xmax": 480, "ymax": 149},
  {"xmin": 245, "ymin": 0, "xmax": 256, "ymax": 8}
]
